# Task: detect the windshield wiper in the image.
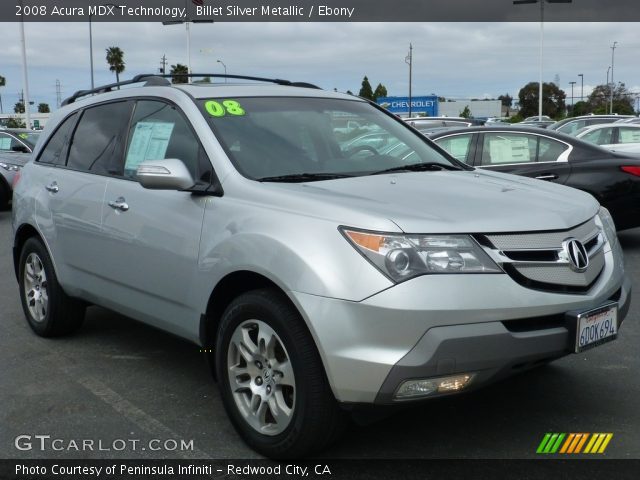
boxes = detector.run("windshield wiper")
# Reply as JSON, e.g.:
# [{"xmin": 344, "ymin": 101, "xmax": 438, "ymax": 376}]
[
  {"xmin": 258, "ymin": 173, "xmax": 354, "ymax": 183},
  {"xmin": 369, "ymin": 162, "xmax": 461, "ymax": 176}
]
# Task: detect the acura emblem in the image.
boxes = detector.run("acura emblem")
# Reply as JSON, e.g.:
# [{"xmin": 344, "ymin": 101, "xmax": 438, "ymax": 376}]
[{"xmin": 563, "ymin": 238, "xmax": 589, "ymax": 272}]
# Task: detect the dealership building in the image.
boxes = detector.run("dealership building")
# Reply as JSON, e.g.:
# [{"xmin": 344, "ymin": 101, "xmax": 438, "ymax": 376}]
[{"xmin": 377, "ymin": 95, "xmax": 503, "ymax": 118}]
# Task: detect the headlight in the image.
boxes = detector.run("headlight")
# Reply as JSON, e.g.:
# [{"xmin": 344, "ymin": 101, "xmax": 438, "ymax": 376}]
[
  {"xmin": 0, "ymin": 162, "xmax": 22, "ymax": 172},
  {"xmin": 597, "ymin": 206, "xmax": 618, "ymax": 247},
  {"xmin": 341, "ymin": 228, "xmax": 502, "ymax": 283}
]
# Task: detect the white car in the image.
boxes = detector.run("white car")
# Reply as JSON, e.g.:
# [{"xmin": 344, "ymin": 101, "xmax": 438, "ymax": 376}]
[{"xmin": 575, "ymin": 123, "xmax": 640, "ymax": 154}]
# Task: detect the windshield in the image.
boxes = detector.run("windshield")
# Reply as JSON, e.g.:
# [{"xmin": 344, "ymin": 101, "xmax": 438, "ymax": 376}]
[{"xmin": 200, "ymin": 96, "xmax": 463, "ymax": 181}]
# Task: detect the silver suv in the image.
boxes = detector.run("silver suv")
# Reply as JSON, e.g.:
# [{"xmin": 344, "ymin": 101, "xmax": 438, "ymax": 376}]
[{"xmin": 12, "ymin": 75, "xmax": 631, "ymax": 458}]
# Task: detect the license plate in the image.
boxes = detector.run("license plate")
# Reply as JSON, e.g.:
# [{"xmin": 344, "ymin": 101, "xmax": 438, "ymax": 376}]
[{"xmin": 575, "ymin": 303, "xmax": 618, "ymax": 353}]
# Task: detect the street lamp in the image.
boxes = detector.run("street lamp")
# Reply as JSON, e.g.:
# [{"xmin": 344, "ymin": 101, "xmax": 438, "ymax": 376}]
[
  {"xmin": 405, "ymin": 43, "xmax": 413, "ymax": 117},
  {"xmin": 513, "ymin": 0, "xmax": 573, "ymax": 120},
  {"xmin": 217, "ymin": 59, "xmax": 227, "ymax": 82},
  {"xmin": 569, "ymin": 81, "xmax": 576, "ymax": 110},
  {"xmin": 610, "ymin": 41, "xmax": 618, "ymax": 114},
  {"xmin": 578, "ymin": 73, "xmax": 583, "ymax": 102}
]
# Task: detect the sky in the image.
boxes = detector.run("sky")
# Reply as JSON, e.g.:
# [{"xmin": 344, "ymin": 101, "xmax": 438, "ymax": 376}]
[{"xmin": 1, "ymin": 21, "xmax": 639, "ymax": 114}]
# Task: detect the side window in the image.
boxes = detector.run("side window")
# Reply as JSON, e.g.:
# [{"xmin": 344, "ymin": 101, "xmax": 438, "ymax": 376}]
[
  {"xmin": 558, "ymin": 120, "xmax": 585, "ymax": 135},
  {"xmin": 434, "ymin": 134, "xmax": 473, "ymax": 163},
  {"xmin": 618, "ymin": 127, "xmax": 640, "ymax": 144},
  {"xmin": 0, "ymin": 133, "xmax": 13, "ymax": 152},
  {"xmin": 124, "ymin": 100, "xmax": 199, "ymax": 179},
  {"xmin": 537, "ymin": 137, "xmax": 568, "ymax": 162},
  {"xmin": 67, "ymin": 102, "xmax": 132, "ymax": 175},
  {"xmin": 581, "ymin": 128, "xmax": 613, "ymax": 145},
  {"xmin": 480, "ymin": 133, "xmax": 537, "ymax": 165},
  {"xmin": 36, "ymin": 112, "xmax": 79, "ymax": 165}
]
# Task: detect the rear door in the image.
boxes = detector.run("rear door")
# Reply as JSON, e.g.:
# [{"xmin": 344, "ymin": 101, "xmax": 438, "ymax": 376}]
[{"xmin": 474, "ymin": 131, "xmax": 572, "ymax": 184}]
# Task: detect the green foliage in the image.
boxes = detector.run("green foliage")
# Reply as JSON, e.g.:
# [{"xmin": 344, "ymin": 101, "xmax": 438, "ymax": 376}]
[
  {"xmin": 0, "ymin": 75, "xmax": 5, "ymax": 87},
  {"xmin": 37, "ymin": 103, "xmax": 50, "ymax": 113},
  {"xmin": 498, "ymin": 93, "xmax": 513, "ymax": 108},
  {"xmin": 588, "ymin": 83, "xmax": 634, "ymax": 115},
  {"xmin": 518, "ymin": 82, "xmax": 566, "ymax": 119},
  {"xmin": 507, "ymin": 114, "xmax": 523, "ymax": 124},
  {"xmin": 14, "ymin": 101, "xmax": 25, "ymax": 114},
  {"xmin": 170, "ymin": 64, "xmax": 189, "ymax": 84},
  {"xmin": 571, "ymin": 100, "xmax": 590, "ymax": 116},
  {"xmin": 373, "ymin": 83, "xmax": 388, "ymax": 101},
  {"xmin": 359, "ymin": 76, "xmax": 374, "ymax": 100},
  {"xmin": 105, "ymin": 46, "xmax": 126, "ymax": 84},
  {"xmin": 6, "ymin": 117, "xmax": 26, "ymax": 128},
  {"xmin": 459, "ymin": 106, "xmax": 471, "ymax": 118}
]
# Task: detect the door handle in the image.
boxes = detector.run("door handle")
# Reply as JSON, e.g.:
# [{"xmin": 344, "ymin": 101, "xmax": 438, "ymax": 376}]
[
  {"xmin": 45, "ymin": 182, "xmax": 59, "ymax": 193},
  {"xmin": 535, "ymin": 174, "xmax": 559, "ymax": 181},
  {"xmin": 108, "ymin": 197, "xmax": 129, "ymax": 212}
]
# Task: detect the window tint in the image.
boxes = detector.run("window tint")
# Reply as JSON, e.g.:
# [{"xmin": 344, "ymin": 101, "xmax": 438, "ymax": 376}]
[
  {"xmin": 537, "ymin": 137, "xmax": 568, "ymax": 162},
  {"xmin": 67, "ymin": 102, "xmax": 132, "ymax": 174},
  {"xmin": 124, "ymin": 100, "xmax": 200, "ymax": 179},
  {"xmin": 434, "ymin": 134, "xmax": 473, "ymax": 163},
  {"xmin": 618, "ymin": 127, "xmax": 640, "ymax": 144},
  {"xmin": 0, "ymin": 133, "xmax": 14, "ymax": 152},
  {"xmin": 481, "ymin": 133, "xmax": 537, "ymax": 165},
  {"xmin": 37, "ymin": 112, "xmax": 78, "ymax": 165},
  {"xmin": 557, "ymin": 120, "xmax": 585, "ymax": 135}
]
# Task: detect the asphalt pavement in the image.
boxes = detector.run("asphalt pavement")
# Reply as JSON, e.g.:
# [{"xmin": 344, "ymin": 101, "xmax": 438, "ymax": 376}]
[{"xmin": 1, "ymin": 208, "xmax": 638, "ymax": 460}]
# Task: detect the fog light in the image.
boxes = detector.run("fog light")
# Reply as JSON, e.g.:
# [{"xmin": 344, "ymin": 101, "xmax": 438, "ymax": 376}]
[{"xmin": 394, "ymin": 374, "xmax": 474, "ymax": 399}]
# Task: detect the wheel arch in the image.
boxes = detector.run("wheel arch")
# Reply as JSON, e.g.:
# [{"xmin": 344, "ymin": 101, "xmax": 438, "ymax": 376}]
[
  {"xmin": 200, "ymin": 270, "xmax": 320, "ymax": 380},
  {"xmin": 13, "ymin": 223, "xmax": 45, "ymax": 281}
]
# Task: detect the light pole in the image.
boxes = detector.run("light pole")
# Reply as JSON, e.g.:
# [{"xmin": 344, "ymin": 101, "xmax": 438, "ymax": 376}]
[
  {"xmin": 19, "ymin": 4, "xmax": 31, "ymax": 129},
  {"xmin": 569, "ymin": 81, "xmax": 576, "ymax": 112},
  {"xmin": 405, "ymin": 43, "xmax": 412, "ymax": 117},
  {"xmin": 578, "ymin": 73, "xmax": 583, "ymax": 102},
  {"xmin": 610, "ymin": 41, "xmax": 618, "ymax": 114},
  {"xmin": 513, "ymin": 0, "xmax": 573, "ymax": 120},
  {"xmin": 217, "ymin": 59, "xmax": 227, "ymax": 82}
]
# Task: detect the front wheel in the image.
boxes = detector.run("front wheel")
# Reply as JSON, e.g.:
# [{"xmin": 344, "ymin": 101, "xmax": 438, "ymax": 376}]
[
  {"xmin": 18, "ymin": 237, "xmax": 85, "ymax": 337},
  {"xmin": 216, "ymin": 289, "xmax": 345, "ymax": 458}
]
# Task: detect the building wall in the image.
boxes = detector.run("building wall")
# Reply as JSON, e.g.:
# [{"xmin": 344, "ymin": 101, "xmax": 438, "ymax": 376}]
[
  {"xmin": 0, "ymin": 113, "xmax": 51, "ymax": 129},
  {"xmin": 437, "ymin": 100, "xmax": 502, "ymax": 118}
]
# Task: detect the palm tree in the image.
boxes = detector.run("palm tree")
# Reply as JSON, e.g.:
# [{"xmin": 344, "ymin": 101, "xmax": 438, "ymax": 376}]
[
  {"xmin": 105, "ymin": 47, "xmax": 125, "ymax": 86},
  {"xmin": 170, "ymin": 64, "xmax": 189, "ymax": 84}
]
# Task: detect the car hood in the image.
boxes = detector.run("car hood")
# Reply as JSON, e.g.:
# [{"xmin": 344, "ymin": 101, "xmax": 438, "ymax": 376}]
[{"xmin": 262, "ymin": 169, "xmax": 599, "ymax": 233}]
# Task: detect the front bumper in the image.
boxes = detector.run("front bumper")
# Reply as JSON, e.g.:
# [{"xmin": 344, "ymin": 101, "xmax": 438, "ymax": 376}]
[{"xmin": 291, "ymin": 246, "xmax": 631, "ymax": 404}]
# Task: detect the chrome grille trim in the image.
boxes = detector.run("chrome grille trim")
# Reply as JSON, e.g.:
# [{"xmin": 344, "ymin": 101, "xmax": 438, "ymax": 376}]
[{"xmin": 479, "ymin": 217, "xmax": 606, "ymax": 290}]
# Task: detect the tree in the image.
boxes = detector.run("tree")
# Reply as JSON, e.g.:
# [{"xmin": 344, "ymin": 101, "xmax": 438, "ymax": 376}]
[
  {"xmin": 587, "ymin": 83, "xmax": 634, "ymax": 115},
  {"xmin": 459, "ymin": 105, "xmax": 471, "ymax": 118},
  {"xmin": 498, "ymin": 93, "xmax": 513, "ymax": 108},
  {"xmin": 38, "ymin": 103, "xmax": 50, "ymax": 113},
  {"xmin": 14, "ymin": 101, "xmax": 25, "ymax": 114},
  {"xmin": 372, "ymin": 83, "xmax": 388, "ymax": 102},
  {"xmin": 571, "ymin": 100, "xmax": 590, "ymax": 116},
  {"xmin": 359, "ymin": 76, "xmax": 374, "ymax": 100},
  {"xmin": 6, "ymin": 117, "xmax": 26, "ymax": 128},
  {"xmin": 105, "ymin": 46, "xmax": 125, "ymax": 85},
  {"xmin": 517, "ymin": 82, "xmax": 566, "ymax": 119},
  {"xmin": 170, "ymin": 64, "xmax": 189, "ymax": 84}
]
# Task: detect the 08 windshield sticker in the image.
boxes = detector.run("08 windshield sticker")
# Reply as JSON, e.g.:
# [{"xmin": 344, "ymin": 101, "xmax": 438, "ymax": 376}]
[{"xmin": 204, "ymin": 100, "xmax": 246, "ymax": 117}]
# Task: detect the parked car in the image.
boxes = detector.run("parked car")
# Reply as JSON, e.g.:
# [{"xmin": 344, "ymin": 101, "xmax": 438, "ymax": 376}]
[
  {"xmin": 518, "ymin": 119, "xmax": 555, "ymax": 128},
  {"xmin": 429, "ymin": 126, "xmax": 640, "ymax": 230},
  {"xmin": 575, "ymin": 123, "xmax": 640, "ymax": 154},
  {"xmin": 12, "ymin": 75, "xmax": 630, "ymax": 458},
  {"xmin": 524, "ymin": 115, "xmax": 552, "ymax": 122},
  {"xmin": 548, "ymin": 115, "xmax": 634, "ymax": 135},
  {"xmin": 615, "ymin": 117, "xmax": 640, "ymax": 125},
  {"xmin": 0, "ymin": 129, "xmax": 40, "ymax": 208},
  {"xmin": 405, "ymin": 116, "xmax": 481, "ymax": 129}
]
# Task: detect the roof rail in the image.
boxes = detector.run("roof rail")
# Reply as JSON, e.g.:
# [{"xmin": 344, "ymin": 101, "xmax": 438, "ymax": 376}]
[{"xmin": 61, "ymin": 74, "xmax": 321, "ymax": 106}]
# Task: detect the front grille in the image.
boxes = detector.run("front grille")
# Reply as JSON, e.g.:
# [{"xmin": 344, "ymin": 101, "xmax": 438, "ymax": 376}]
[{"xmin": 479, "ymin": 218, "xmax": 606, "ymax": 294}]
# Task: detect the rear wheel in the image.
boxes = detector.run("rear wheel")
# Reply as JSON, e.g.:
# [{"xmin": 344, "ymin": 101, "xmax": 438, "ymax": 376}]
[
  {"xmin": 18, "ymin": 237, "xmax": 85, "ymax": 337},
  {"xmin": 216, "ymin": 288, "xmax": 345, "ymax": 458},
  {"xmin": 0, "ymin": 180, "xmax": 9, "ymax": 210}
]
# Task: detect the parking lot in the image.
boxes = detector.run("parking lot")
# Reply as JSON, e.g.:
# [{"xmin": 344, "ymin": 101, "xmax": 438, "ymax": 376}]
[{"xmin": 1, "ymin": 207, "xmax": 639, "ymax": 460}]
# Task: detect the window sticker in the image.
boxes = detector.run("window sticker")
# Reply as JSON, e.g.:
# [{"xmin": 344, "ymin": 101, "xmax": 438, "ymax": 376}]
[
  {"xmin": 488, "ymin": 137, "xmax": 530, "ymax": 164},
  {"xmin": 0, "ymin": 137, "xmax": 11, "ymax": 150},
  {"xmin": 204, "ymin": 100, "xmax": 246, "ymax": 117},
  {"xmin": 445, "ymin": 137, "xmax": 470, "ymax": 159},
  {"xmin": 125, "ymin": 121, "xmax": 175, "ymax": 172},
  {"xmin": 18, "ymin": 133, "xmax": 29, "ymax": 139},
  {"xmin": 619, "ymin": 129, "xmax": 640, "ymax": 143}
]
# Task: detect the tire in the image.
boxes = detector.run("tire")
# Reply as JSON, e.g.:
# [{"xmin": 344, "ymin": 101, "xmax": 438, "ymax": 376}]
[
  {"xmin": 216, "ymin": 288, "xmax": 346, "ymax": 458},
  {"xmin": 0, "ymin": 179, "xmax": 9, "ymax": 210},
  {"xmin": 18, "ymin": 237, "xmax": 86, "ymax": 337}
]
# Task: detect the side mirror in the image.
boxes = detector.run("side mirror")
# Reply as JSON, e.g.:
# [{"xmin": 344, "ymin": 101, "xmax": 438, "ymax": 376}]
[{"xmin": 136, "ymin": 159, "xmax": 195, "ymax": 191}]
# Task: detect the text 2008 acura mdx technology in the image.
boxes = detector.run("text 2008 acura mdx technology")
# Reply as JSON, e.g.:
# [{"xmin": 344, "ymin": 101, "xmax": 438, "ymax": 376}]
[{"xmin": 12, "ymin": 75, "xmax": 631, "ymax": 458}]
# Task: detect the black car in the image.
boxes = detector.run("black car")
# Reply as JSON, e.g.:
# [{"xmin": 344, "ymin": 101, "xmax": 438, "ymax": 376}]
[{"xmin": 428, "ymin": 126, "xmax": 640, "ymax": 230}]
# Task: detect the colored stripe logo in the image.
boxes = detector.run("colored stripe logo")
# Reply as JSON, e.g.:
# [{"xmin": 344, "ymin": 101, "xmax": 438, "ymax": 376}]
[{"xmin": 537, "ymin": 433, "xmax": 613, "ymax": 454}]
